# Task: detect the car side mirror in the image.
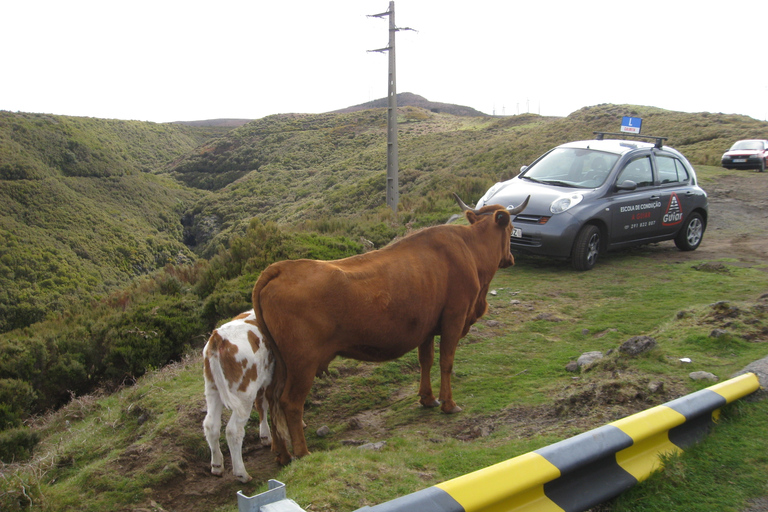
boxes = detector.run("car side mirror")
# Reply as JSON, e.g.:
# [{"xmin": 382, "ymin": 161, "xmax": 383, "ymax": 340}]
[
  {"xmin": 616, "ymin": 180, "xmax": 638, "ymax": 191},
  {"xmin": 520, "ymin": 165, "xmax": 528, "ymax": 173}
]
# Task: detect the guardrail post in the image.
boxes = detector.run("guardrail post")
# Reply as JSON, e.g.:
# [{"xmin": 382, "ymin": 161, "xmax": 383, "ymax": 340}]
[{"xmin": 237, "ymin": 479, "xmax": 306, "ymax": 512}]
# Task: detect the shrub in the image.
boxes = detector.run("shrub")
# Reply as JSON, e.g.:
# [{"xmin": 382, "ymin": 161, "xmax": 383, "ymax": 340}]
[
  {"xmin": 0, "ymin": 426, "xmax": 39, "ymax": 463},
  {"xmin": 0, "ymin": 378, "xmax": 36, "ymax": 429},
  {"xmin": 96, "ymin": 297, "xmax": 206, "ymax": 384}
]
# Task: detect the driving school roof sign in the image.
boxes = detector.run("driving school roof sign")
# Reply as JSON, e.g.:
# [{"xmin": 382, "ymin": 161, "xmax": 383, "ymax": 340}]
[{"xmin": 621, "ymin": 116, "xmax": 642, "ymax": 134}]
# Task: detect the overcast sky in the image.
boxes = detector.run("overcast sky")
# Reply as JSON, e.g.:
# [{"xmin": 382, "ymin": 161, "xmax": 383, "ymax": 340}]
[{"xmin": 3, "ymin": 0, "xmax": 767, "ymax": 123}]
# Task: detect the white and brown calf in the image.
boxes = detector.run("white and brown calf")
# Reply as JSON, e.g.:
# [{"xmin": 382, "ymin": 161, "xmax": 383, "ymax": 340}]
[{"xmin": 203, "ymin": 309, "xmax": 273, "ymax": 483}]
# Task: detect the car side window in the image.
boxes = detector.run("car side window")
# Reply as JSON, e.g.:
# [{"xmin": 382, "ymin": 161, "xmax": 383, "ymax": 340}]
[
  {"xmin": 657, "ymin": 155, "xmax": 690, "ymax": 184},
  {"xmin": 617, "ymin": 156, "xmax": 653, "ymax": 187}
]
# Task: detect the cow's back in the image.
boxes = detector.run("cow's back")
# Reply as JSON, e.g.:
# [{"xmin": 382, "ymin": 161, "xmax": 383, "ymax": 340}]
[{"xmin": 252, "ymin": 226, "xmax": 485, "ymax": 362}]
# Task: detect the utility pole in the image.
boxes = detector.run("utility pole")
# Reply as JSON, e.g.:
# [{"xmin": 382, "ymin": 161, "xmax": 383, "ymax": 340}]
[{"xmin": 368, "ymin": 2, "xmax": 414, "ymax": 213}]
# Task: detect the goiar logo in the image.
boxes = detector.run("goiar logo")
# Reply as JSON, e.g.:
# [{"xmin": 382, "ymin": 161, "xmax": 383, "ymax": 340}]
[{"xmin": 662, "ymin": 193, "xmax": 683, "ymax": 226}]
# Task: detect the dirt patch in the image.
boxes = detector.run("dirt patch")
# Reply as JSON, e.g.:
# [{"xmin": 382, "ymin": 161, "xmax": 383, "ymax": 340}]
[
  {"xmin": 126, "ymin": 400, "xmax": 281, "ymax": 512},
  {"xmin": 743, "ymin": 497, "xmax": 768, "ymax": 512},
  {"xmin": 647, "ymin": 173, "xmax": 768, "ymax": 269},
  {"xmin": 146, "ymin": 446, "xmax": 279, "ymax": 512}
]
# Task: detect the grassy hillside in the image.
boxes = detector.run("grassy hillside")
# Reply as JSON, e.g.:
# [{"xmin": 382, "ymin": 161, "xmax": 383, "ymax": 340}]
[
  {"xmin": 0, "ymin": 112, "xmax": 229, "ymax": 332},
  {"xmin": 4, "ymin": 104, "xmax": 765, "ymax": 329},
  {"xmin": 172, "ymin": 104, "xmax": 768, "ymax": 256}
]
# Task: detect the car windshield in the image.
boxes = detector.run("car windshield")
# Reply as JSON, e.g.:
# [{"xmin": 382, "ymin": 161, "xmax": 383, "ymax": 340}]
[
  {"xmin": 521, "ymin": 148, "xmax": 620, "ymax": 188},
  {"xmin": 730, "ymin": 140, "xmax": 763, "ymax": 151}
]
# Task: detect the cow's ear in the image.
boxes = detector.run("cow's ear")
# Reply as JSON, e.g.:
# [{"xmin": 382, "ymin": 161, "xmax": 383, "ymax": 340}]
[
  {"xmin": 465, "ymin": 211, "xmax": 479, "ymax": 224},
  {"xmin": 494, "ymin": 210, "xmax": 511, "ymax": 227}
]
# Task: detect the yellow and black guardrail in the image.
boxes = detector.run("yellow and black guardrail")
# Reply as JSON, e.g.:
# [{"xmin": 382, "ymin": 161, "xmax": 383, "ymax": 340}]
[{"xmin": 353, "ymin": 373, "xmax": 760, "ymax": 512}]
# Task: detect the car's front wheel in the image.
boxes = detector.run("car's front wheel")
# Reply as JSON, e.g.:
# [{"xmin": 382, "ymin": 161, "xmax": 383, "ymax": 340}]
[
  {"xmin": 571, "ymin": 224, "xmax": 601, "ymax": 271},
  {"xmin": 674, "ymin": 212, "xmax": 704, "ymax": 251}
]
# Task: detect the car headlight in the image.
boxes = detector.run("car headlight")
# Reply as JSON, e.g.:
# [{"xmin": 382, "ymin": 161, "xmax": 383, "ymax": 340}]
[
  {"xmin": 550, "ymin": 193, "xmax": 583, "ymax": 214},
  {"xmin": 479, "ymin": 182, "xmax": 503, "ymax": 205}
]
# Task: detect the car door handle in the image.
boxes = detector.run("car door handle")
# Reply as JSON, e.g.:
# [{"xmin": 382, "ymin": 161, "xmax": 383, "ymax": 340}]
[{"xmin": 649, "ymin": 195, "xmax": 660, "ymax": 200}]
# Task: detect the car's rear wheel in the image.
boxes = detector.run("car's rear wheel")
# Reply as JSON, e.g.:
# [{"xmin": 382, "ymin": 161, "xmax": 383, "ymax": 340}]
[
  {"xmin": 674, "ymin": 212, "xmax": 704, "ymax": 251},
  {"xmin": 571, "ymin": 224, "xmax": 601, "ymax": 271}
]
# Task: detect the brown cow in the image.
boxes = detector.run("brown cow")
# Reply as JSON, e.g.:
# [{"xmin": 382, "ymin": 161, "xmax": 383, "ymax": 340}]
[{"xmin": 252, "ymin": 194, "xmax": 529, "ymax": 464}]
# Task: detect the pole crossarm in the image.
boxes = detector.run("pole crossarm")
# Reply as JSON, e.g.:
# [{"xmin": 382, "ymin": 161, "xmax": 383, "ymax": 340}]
[{"xmin": 367, "ymin": 10, "xmax": 391, "ymax": 19}]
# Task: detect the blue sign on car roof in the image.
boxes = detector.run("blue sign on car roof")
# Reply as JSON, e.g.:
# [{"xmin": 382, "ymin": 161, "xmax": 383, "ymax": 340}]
[{"xmin": 621, "ymin": 116, "xmax": 642, "ymax": 134}]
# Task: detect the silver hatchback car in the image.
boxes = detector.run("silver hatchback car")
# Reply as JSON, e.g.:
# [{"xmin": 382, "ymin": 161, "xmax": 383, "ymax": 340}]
[{"xmin": 476, "ymin": 133, "xmax": 708, "ymax": 270}]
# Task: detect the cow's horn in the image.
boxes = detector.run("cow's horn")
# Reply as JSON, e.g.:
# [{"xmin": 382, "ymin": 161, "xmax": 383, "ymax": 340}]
[
  {"xmin": 506, "ymin": 195, "xmax": 531, "ymax": 215},
  {"xmin": 452, "ymin": 193, "xmax": 476, "ymax": 213}
]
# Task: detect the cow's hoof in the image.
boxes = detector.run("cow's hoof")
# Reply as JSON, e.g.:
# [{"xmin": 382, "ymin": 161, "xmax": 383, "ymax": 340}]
[
  {"xmin": 441, "ymin": 404, "xmax": 463, "ymax": 414},
  {"xmin": 276, "ymin": 454, "xmax": 293, "ymax": 466},
  {"xmin": 260, "ymin": 436, "xmax": 272, "ymax": 447},
  {"xmin": 235, "ymin": 473, "xmax": 253, "ymax": 483},
  {"xmin": 420, "ymin": 398, "xmax": 440, "ymax": 408},
  {"xmin": 210, "ymin": 464, "xmax": 223, "ymax": 477}
]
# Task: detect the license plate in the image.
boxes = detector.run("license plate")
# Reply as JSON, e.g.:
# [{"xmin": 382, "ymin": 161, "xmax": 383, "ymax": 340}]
[
  {"xmin": 512, "ymin": 227, "xmax": 523, "ymax": 238},
  {"xmin": 734, "ymin": 159, "xmax": 747, "ymax": 163}
]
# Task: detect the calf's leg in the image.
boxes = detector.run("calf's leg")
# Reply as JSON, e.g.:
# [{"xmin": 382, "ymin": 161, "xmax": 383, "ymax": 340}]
[
  {"xmin": 203, "ymin": 383, "xmax": 225, "ymax": 477},
  {"xmin": 226, "ymin": 399, "xmax": 254, "ymax": 483},
  {"xmin": 255, "ymin": 389, "xmax": 272, "ymax": 446}
]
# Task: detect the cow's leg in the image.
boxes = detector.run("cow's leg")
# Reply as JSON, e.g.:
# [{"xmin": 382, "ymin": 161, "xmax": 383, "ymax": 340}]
[
  {"xmin": 417, "ymin": 337, "xmax": 439, "ymax": 408},
  {"xmin": 279, "ymin": 365, "xmax": 316, "ymax": 462},
  {"xmin": 255, "ymin": 389, "xmax": 272, "ymax": 446},
  {"xmin": 203, "ymin": 382, "xmax": 225, "ymax": 477},
  {"xmin": 226, "ymin": 398, "xmax": 254, "ymax": 483},
  {"xmin": 437, "ymin": 333, "xmax": 463, "ymax": 414}
]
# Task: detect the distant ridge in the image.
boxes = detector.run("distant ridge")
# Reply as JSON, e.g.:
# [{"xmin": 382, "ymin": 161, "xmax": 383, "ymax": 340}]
[
  {"xmin": 172, "ymin": 118, "xmax": 254, "ymax": 127},
  {"xmin": 169, "ymin": 94, "xmax": 487, "ymax": 126},
  {"xmin": 331, "ymin": 92, "xmax": 488, "ymax": 117}
]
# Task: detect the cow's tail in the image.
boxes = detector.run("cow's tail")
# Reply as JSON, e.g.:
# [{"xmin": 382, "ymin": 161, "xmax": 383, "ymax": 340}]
[
  {"xmin": 252, "ymin": 265, "xmax": 292, "ymax": 451},
  {"xmin": 206, "ymin": 334, "xmax": 251, "ymax": 421}
]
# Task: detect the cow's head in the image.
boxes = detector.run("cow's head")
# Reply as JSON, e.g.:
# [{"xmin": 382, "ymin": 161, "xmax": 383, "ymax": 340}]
[{"xmin": 453, "ymin": 193, "xmax": 530, "ymax": 268}]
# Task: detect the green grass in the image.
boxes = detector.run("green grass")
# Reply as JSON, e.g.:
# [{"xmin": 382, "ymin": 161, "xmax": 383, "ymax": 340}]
[
  {"xmin": 276, "ymin": 250, "xmax": 768, "ymax": 511},
  {"xmin": 0, "ymin": 358, "xmax": 208, "ymax": 512},
  {"xmin": 2, "ymin": 249, "xmax": 766, "ymax": 512}
]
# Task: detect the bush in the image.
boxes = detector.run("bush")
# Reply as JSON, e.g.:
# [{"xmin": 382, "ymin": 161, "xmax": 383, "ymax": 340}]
[
  {"xmin": 0, "ymin": 426, "xmax": 39, "ymax": 462},
  {"xmin": 201, "ymin": 277, "xmax": 254, "ymax": 328},
  {"xmin": 0, "ymin": 379, "xmax": 36, "ymax": 429},
  {"xmin": 96, "ymin": 297, "xmax": 206, "ymax": 384},
  {"xmin": 0, "ymin": 267, "xmax": 209, "ymax": 420}
]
